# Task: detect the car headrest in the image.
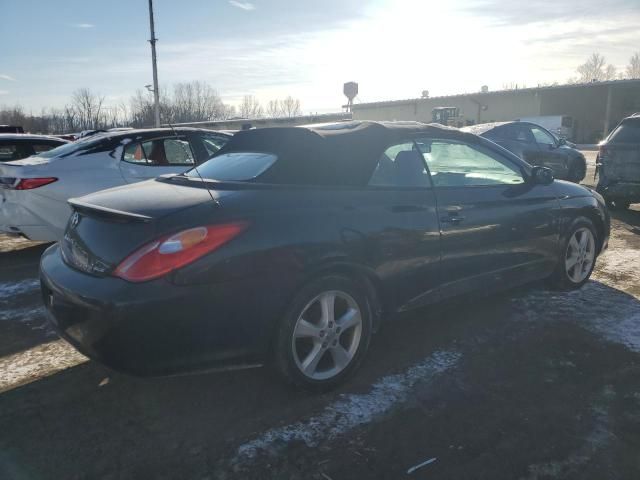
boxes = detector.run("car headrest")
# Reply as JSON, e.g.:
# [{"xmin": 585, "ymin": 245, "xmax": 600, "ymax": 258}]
[{"xmin": 394, "ymin": 150, "xmax": 425, "ymax": 187}]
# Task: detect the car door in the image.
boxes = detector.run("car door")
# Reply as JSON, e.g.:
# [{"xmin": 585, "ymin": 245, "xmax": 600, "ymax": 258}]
[
  {"xmin": 345, "ymin": 141, "xmax": 441, "ymax": 311},
  {"xmin": 119, "ymin": 135, "xmax": 196, "ymax": 183},
  {"xmin": 420, "ymin": 136, "xmax": 559, "ymax": 299},
  {"xmin": 529, "ymin": 125, "xmax": 570, "ymax": 178}
]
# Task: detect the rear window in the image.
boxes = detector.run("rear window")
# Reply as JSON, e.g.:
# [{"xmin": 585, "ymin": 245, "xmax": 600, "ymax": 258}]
[
  {"xmin": 0, "ymin": 143, "xmax": 20, "ymax": 161},
  {"xmin": 609, "ymin": 121, "xmax": 640, "ymax": 144},
  {"xmin": 186, "ymin": 152, "xmax": 277, "ymax": 181},
  {"xmin": 36, "ymin": 136, "xmax": 105, "ymax": 158},
  {"xmin": 33, "ymin": 142, "xmax": 60, "ymax": 153}
]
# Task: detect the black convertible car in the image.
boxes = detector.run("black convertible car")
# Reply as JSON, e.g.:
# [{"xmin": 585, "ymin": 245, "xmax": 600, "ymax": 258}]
[
  {"xmin": 463, "ymin": 121, "xmax": 587, "ymax": 183},
  {"xmin": 41, "ymin": 121, "xmax": 609, "ymax": 389}
]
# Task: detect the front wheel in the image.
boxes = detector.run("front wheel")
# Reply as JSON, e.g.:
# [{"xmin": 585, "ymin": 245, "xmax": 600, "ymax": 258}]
[
  {"xmin": 548, "ymin": 217, "xmax": 598, "ymax": 290},
  {"xmin": 274, "ymin": 275, "xmax": 372, "ymax": 391},
  {"xmin": 567, "ymin": 158, "xmax": 586, "ymax": 183}
]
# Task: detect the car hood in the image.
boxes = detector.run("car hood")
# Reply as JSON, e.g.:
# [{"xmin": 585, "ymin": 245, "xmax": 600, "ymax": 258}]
[
  {"xmin": 71, "ymin": 176, "xmax": 233, "ymax": 220},
  {"xmin": 558, "ymin": 145, "xmax": 582, "ymax": 156}
]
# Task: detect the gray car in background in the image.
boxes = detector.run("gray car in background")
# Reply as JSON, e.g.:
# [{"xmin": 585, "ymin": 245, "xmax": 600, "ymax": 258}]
[
  {"xmin": 596, "ymin": 114, "xmax": 640, "ymax": 209},
  {"xmin": 463, "ymin": 121, "xmax": 587, "ymax": 183}
]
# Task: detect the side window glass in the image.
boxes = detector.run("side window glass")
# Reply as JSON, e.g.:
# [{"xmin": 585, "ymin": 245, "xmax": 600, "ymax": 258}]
[
  {"xmin": 531, "ymin": 127, "xmax": 556, "ymax": 147},
  {"xmin": 123, "ymin": 142, "xmax": 148, "ymax": 164},
  {"xmin": 33, "ymin": 143, "xmax": 58, "ymax": 154},
  {"xmin": 0, "ymin": 143, "xmax": 20, "ymax": 161},
  {"xmin": 421, "ymin": 139, "xmax": 524, "ymax": 187},
  {"xmin": 504, "ymin": 124, "xmax": 531, "ymax": 143},
  {"xmin": 201, "ymin": 135, "xmax": 227, "ymax": 158},
  {"xmin": 163, "ymin": 138, "xmax": 194, "ymax": 165},
  {"xmin": 124, "ymin": 138, "xmax": 194, "ymax": 166},
  {"xmin": 368, "ymin": 142, "xmax": 430, "ymax": 188}
]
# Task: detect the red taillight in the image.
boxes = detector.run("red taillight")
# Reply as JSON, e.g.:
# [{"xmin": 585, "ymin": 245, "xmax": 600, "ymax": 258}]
[
  {"xmin": 113, "ymin": 222, "xmax": 248, "ymax": 282},
  {"xmin": 15, "ymin": 177, "xmax": 58, "ymax": 190}
]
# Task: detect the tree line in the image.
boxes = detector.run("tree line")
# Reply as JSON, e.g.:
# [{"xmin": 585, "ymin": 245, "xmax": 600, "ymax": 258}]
[
  {"xmin": 0, "ymin": 81, "xmax": 303, "ymax": 134},
  {"xmin": 573, "ymin": 52, "xmax": 640, "ymax": 83}
]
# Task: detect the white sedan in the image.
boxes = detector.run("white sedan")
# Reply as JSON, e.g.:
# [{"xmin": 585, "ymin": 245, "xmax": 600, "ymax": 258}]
[{"xmin": 0, "ymin": 127, "xmax": 230, "ymax": 241}]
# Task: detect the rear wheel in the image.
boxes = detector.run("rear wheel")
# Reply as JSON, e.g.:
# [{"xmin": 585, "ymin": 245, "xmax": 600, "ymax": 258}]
[
  {"xmin": 548, "ymin": 217, "xmax": 597, "ymax": 290},
  {"xmin": 274, "ymin": 275, "xmax": 372, "ymax": 391}
]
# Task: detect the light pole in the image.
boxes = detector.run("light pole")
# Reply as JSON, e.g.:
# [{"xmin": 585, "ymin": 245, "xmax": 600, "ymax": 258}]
[{"xmin": 148, "ymin": 0, "xmax": 161, "ymax": 127}]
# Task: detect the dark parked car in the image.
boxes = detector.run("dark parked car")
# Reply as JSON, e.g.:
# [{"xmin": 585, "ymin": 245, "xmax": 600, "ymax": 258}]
[
  {"xmin": 463, "ymin": 121, "xmax": 587, "ymax": 183},
  {"xmin": 41, "ymin": 121, "xmax": 609, "ymax": 390},
  {"xmin": 596, "ymin": 114, "xmax": 640, "ymax": 209},
  {"xmin": 0, "ymin": 125, "xmax": 24, "ymax": 133},
  {"xmin": 0, "ymin": 133, "xmax": 69, "ymax": 162}
]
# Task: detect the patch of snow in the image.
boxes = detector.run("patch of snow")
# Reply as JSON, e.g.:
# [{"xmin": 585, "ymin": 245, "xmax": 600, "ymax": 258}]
[
  {"xmin": 513, "ymin": 281, "xmax": 640, "ymax": 353},
  {"xmin": 0, "ymin": 278, "xmax": 40, "ymax": 301},
  {"xmin": 234, "ymin": 350, "xmax": 461, "ymax": 463},
  {"xmin": 0, "ymin": 305, "xmax": 46, "ymax": 323}
]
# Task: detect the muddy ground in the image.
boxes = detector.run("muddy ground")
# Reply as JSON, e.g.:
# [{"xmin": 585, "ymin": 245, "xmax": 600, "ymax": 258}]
[{"xmin": 1, "ymin": 151, "xmax": 639, "ymax": 479}]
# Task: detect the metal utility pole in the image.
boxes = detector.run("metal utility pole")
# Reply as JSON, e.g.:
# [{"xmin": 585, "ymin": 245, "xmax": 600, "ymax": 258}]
[{"xmin": 148, "ymin": 0, "xmax": 161, "ymax": 127}]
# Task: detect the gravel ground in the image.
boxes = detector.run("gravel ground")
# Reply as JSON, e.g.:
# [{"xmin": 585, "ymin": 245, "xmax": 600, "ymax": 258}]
[{"xmin": 1, "ymin": 156, "xmax": 639, "ymax": 479}]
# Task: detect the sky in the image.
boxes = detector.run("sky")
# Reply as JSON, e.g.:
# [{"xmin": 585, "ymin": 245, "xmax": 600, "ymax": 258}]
[{"xmin": 1, "ymin": 0, "xmax": 639, "ymax": 114}]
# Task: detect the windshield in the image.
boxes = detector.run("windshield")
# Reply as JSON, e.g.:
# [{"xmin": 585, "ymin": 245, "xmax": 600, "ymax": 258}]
[{"xmin": 185, "ymin": 151, "xmax": 277, "ymax": 181}]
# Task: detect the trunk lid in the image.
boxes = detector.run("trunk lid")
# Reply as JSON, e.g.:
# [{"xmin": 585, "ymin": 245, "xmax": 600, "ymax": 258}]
[
  {"xmin": 61, "ymin": 176, "xmax": 234, "ymax": 276},
  {"xmin": 0, "ymin": 157, "xmax": 53, "ymax": 186}
]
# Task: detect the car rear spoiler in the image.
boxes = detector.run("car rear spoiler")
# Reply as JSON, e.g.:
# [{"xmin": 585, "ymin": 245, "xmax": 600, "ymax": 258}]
[{"xmin": 68, "ymin": 198, "xmax": 153, "ymax": 223}]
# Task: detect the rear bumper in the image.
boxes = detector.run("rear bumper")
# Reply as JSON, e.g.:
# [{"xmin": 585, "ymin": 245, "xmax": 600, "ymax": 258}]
[
  {"xmin": 40, "ymin": 244, "xmax": 282, "ymax": 376},
  {"xmin": 597, "ymin": 181, "xmax": 640, "ymax": 203},
  {"xmin": 0, "ymin": 190, "xmax": 65, "ymax": 241}
]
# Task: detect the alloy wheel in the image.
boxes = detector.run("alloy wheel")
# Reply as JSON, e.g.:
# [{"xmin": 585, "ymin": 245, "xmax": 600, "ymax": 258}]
[
  {"xmin": 291, "ymin": 290, "xmax": 363, "ymax": 380},
  {"xmin": 565, "ymin": 227, "xmax": 595, "ymax": 283}
]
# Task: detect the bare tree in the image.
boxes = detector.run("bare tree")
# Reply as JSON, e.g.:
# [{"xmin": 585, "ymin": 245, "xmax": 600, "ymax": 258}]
[
  {"xmin": 172, "ymin": 81, "xmax": 226, "ymax": 123},
  {"xmin": 70, "ymin": 88, "xmax": 105, "ymax": 130},
  {"xmin": 626, "ymin": 52, "xmax": 640, "ymax": 79},
  {"xmin": 239, "ymin": 95, "xmax": 263, "ymax": 118},
  {"xmin": 219, "ymin": 103, "xmax": 236, "ymax": 120},
  {"xmin": 280, "ymin": 96, "xmax": 301, "ymax": 117},
  {"xmin": 266, "ymin": 99, "xmax": 282, "ymax": 117},
  {"xmin": 575, "ymin": 53, "xmax": 617, "ymax": 83}
]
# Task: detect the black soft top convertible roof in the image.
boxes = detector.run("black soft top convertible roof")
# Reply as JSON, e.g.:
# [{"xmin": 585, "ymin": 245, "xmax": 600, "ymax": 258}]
[{"xmin": 214, "ymin": 121, "xmax": 468, "ymax": 185}]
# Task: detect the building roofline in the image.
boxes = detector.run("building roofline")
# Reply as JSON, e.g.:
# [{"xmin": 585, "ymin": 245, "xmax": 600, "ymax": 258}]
[{"xmin": 351, "ymin": 78, "xmax": 640, "ymax": 110}]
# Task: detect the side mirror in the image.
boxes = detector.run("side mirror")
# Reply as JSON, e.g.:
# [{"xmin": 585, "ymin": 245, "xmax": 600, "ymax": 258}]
[
  {"xmin": 557, "ymin": 138, "xmax": 566, "ymax": 146},
  {"xmin": 531, "ymin": 166, "xmax": 554, "ymax": 185}
]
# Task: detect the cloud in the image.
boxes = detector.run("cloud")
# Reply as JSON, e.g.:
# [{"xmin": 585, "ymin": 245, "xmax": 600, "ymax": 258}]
[
  {"xmin": 228, "ymin": 1, "xmax": 255, "ymax": 11},
  {"xmin": 459, "ymin": 0, "xmax": 639, "ymax": 25},
  {"xmin": 0, "ymin": 74, "xmax": 15, "ymax": 81},
  {"xmin": 71, "ymin": 23, "xmax": 95, "ymax": 29}
]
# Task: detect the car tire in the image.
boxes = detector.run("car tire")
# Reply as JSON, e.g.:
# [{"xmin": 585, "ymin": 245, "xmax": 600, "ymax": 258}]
[
  {"xmin": 548, "ymin": 217, "xmax": 598, "ymax": 291},
  {"xmin": 567, "ymin": 158, "xmax": 586, "ymax": 183},
  {"xmin": 273, "ymin": 275, "xmax": 372, "ymax": 391}
]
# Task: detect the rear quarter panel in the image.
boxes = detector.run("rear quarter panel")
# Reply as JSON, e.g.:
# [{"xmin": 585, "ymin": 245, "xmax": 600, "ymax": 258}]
[{"xmin": 14, "ymin": 152, "xmax": 126, "ymax": 237}]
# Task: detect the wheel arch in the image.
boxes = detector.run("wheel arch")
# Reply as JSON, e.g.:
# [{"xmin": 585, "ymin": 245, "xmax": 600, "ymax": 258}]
[{"xmin": 562, "ymin": 208, "xmax": 606, "ymax": 255}]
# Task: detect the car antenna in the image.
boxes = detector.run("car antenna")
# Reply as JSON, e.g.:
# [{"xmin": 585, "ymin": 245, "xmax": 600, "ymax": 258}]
[{"xmin": 164, "ymin": 121, "xmax": 219, "ymax": 207}]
